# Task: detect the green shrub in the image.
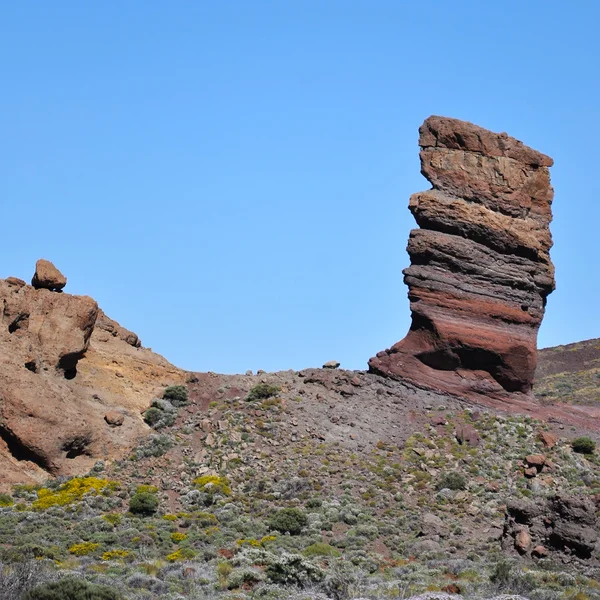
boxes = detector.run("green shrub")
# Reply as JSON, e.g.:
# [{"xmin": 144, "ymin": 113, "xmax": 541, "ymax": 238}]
[
  {"xmin": 143, "ymin": 407, "xmax": 163, "ymax": 426},
  {"xmin": 129, "ymin": 492, "xmax": 159, "ymax": 516},
  {"xmin": 268, "ymin": 507, "xmax": 308, "ymax": 535},
  {"xmin": 132, "ymin": 434, "xmax": 174, "ymax": 458},
  {"xmin": 22, "ymin": 577, "xmax": 122, "ymax": 600},
  {"xmin": 0, "ymin": 493, "xmax": 13, "ymax": 507},
  {"xmin": 436, "ymin": 471, "xmax": 466, "ymax": 491},
  {"xmin": 247, "ymin": 383, "xmax": 280, "ymax": 402},
  {"xmin": 303, "ymin": 542, "xmax": 341, "ymax": 558},
  {"xmin": 163, "ymin": 385, "xmax": 189, "ymax": 407},
  {"xmin": 572, "ymin": 437, "xmax": 596, "ymax": 455}
]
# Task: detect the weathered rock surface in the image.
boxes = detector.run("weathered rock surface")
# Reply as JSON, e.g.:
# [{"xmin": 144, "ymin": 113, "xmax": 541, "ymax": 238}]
[
  {"xmin": 0, "ymin": 269, "xmax": 185, "ymax": 489},
  {"xmin": 31, "ymin": 259, "xmax": 67, "ymax": 291},
  {"xmin": 370, "ymin": 116, "xmax": 555, "ymax": 404},
  {"xmin": 503, "ymin": 494, "xmax": 598, "ymax": 558}
]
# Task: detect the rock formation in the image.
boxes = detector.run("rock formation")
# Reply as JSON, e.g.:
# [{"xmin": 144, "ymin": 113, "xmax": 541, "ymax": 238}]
[
  {"xmin": 0, "ymin": 261, "xmax": 185, "ymax": 489},
  {"xmin": 31, "ymin": 258, "xmax": 67, "ymax": 291},
  {"xmin": 369, "ymin": 116, "xmax": 555, "ymax": 404}
]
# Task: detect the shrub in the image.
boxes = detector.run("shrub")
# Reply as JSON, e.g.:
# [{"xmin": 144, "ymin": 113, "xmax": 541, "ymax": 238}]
[
  {"xmin": 69, "ymin": 542, "xmax": 100, "ymax": 556},
  {"xmin": 268, "ymin": 507, "xmax": 308, "ymax": 535},
  {"xmin": 129, "ymin": 492, "xmax": 159, "ymax": 516},
  {"xmin": 32, "ymin": 477, "xmax": 113, "ymax": 510},
  {"xmin": 132, "ymin": 434, "xmax": 174, "ymax": 459},
  {"xmin": 163, "ymin": 385, "xmax": 189, "ymax": 407},
  {"xmin": 0, "ymin": 493, "xmax": 13, "ymax": 507},
  {"xmin": 303, "ymin": 542, "xmax": 341, "ymax": 558},
  {"xmin": 193, "ymin": 475, "xmax": 231, "ymax": 496},
  {"xmin": 102, "ymin": 549, "xmax": 130, "ymax": 561},
  {"xmin": 436, "ymin": 471, "xmax": 466, "ymax": 491},
  {"xmin": 166, "ymin": 547, "xmax": 196, "ymax": 562},
  {"xmin": 143, "ymin": 407, "xmax": 163, "ymax": 426},
  {"xmin": 22, "ymin": 577, "xmax": 122, "ymax": 600},
  {"xmin": 247, "ymin": 383, "xmax": 280, "ymax": 402},
  {"xmin": 572, "ymin": 437, "xmax": 596, "ymax": 455},
  {"xmin": 266, "ymin": 552, "xmax": 325, "ymax": 585},
  {"xmin": 143, "ymin": 400, "xmax": 177, "ymax": 430}
]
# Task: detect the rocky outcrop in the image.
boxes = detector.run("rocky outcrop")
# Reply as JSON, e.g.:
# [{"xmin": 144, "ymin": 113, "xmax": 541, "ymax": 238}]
[
  {"xmin": 369, "ymin": 116, "xmax": 555, "ymax": 404},
  {"xmin": 503, "ymin": 495, "xmax": 598, "ymax": 559},
  {"xmin": 0, "ymin": 263, "xmax": 185, "ymax": 489}
]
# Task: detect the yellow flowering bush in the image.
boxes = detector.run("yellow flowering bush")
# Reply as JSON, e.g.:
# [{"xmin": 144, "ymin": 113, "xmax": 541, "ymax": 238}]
[
  {"xmin": 32, "ymin": 477, "xmax": 115, "ymax": 510},
  {"xmin": 171, "ymin": 532, "xmax": 187, "ymax": 542},
  {"xmin": 102, "ymin": 549, "xmax": 130, "ymax": 560},
  {"xmin": 192, "ymin": 475, "xmax": 231, "ymax": 496},
  {"xmin": 69, "ymin": 542, "xmax": 100, "ymax": 556},
  {"xmin": 166, "ymin": 547, "xmax": 196, "ymax": 562},
  {"xmin": 237, "ymin": 535, "xmax": 276, "ymax": 548}
]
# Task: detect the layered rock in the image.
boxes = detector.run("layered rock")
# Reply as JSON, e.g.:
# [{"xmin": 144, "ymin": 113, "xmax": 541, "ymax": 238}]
[
  {"xmin": 369, "ymin": 116, "xmax": 555, "ymax": 403},
  {"xmin": 0, "ymin": 262, "xmax": 185, "ymax": 489}
]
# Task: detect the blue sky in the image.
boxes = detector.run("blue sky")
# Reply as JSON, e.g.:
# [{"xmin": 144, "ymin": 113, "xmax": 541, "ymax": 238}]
[{"xmin": 2, "ymin": 2, "xmax": 599, "ymax": 373}]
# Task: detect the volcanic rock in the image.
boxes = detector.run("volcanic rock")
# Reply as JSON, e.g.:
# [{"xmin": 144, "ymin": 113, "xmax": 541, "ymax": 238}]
[
  {"xmin": 104, "ymin": 411, "xmax": 125, "ymax": 427},
  {"xmin": 31, "ymin": 259, "xmax": 67, "ymax": 291},
  {"xmin": 0, "ymin": 269, "xmax": 185, "ymax": 489},
  {"xmin": 369, "ymin": 116, "xmax": 555, "ymax": 404},
  {"xmin": 503, "ymin": 494, "xmax": 598, "ymax": 558}
]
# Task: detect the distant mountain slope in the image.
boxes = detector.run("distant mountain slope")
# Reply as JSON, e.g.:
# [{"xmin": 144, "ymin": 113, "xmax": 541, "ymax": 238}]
[{"xmin": 535, "ymin": 338, "xmax": 600, "ymax": 404}]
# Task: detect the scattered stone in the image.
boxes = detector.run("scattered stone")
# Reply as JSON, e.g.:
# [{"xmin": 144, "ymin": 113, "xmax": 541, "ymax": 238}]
[
  {"xmin": 31, "ymin": 259, "xmax": 67, "ymax": 291},
  {"xmin": 532, "ymin": 545, "xmax": 549, "ymax": 558},
  {"xmin": 515, "ymin": 529, "xmax": 532, "ymax": 554},
  {"xmin": 323, "ymin": 360, "xmax": 340, "ymax": 369},
  {"xmin": 455, "ymin": 424, "xmax": 480, "ymax": 447},
  {"xmin": 524, "ymin": 467, "xmax": 538, "ymax": 478},
  {"xmin": 539, "ymin": 431, "xmax": 558, "ymax": 447},
  {"xmin": 526, "ymin": 454, "xmax": 546, "ymax": 469},
  {"xmin": 104, "ymin": 411, "xmax": 124, "ymax": 427},
  {"xmin": 421, "ymin": 512, "xmax": 449, "ymax": 538}
]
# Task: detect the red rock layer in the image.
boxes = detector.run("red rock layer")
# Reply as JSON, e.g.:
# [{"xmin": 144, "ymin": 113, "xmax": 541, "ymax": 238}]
[{"xmin": 369, "ymin": 116, "xmax": 555, "ymax": 403}]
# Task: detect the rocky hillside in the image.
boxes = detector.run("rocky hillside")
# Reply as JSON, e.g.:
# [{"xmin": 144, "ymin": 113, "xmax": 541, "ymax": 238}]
[
  {"xmin": 2, "ymin": 368, "xmax": 600, "ymax": 599},
  {"xmin": 535, "ymin": 339, "xmax": 600, "ymax": 405}
]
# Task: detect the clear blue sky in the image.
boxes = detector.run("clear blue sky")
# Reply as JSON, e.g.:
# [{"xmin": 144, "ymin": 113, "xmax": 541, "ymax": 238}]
[{"xmin": 2, "ymin": 2, "xmax": 599, "ymax": 373}]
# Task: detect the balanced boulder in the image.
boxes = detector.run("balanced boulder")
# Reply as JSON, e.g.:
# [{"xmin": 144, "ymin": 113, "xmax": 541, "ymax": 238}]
[{"xmin": 31, "ymin": 259, "xmax": 67, "ymax": 291}]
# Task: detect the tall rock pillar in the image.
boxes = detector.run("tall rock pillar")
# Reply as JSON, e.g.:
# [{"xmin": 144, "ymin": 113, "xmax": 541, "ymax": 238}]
[{"xmin": 369, "ymin": 116, "xmax": 555, "ymax": 402}]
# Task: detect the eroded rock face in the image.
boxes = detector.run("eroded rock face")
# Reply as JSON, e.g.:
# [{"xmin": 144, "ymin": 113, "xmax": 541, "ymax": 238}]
[
  {"xmin": 503, "ymin": 495, "xmax": 598, "ymax": 559},
  {"xmin": 0, "ymin": 271, "xmax": 185, "ymax": 489},
  {"xmin": 369, "ymin": 116, "xmax": 555, "ymax": 403}
]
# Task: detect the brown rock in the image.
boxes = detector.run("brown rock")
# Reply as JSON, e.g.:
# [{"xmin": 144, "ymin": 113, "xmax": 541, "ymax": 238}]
[
  {"xmin": 323, "ymin": 360, "xmax": 340, "ymax": 369},
  {"xmin": 104, "ymin": 411, "xmax": 124, "ymax": 427},
  {"xmin": 31, "ymin": 259, "xmax": 67, "ymax": 291},
  {"xmin": 526, "ymin": 454, "xmax": 546, "ymax": 468},
  {"xmin": 515, "ymin": 529, "xmax": 532, "ymax": 554},
  {"xmin": 369, "ymin": 116, "xmax": 554, "ymax": 405},
  {"xmin": 0, "ymin": 275, "xmax": 185, "ymax": 489},
  {"xmin": 532, "ymin": 545, "xmax": 549, "ymax": 558},
  {"xmin": 455, "ymin": 424, "xmax": 480, "ymax": 447},
  {"xmin": 539, "ymin": 431, "xmax": 558, "ymax": 447},
  {"xmin": 524, "ymin": 467, "xmax": 538, "ymax": 478},
  {"xmin": 95, "ymin": 310, "xmax": 141, "ymax": 348},
  {"xmin": 5, "ymin": 277, "xmax": 26, "ymax": 288}
]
